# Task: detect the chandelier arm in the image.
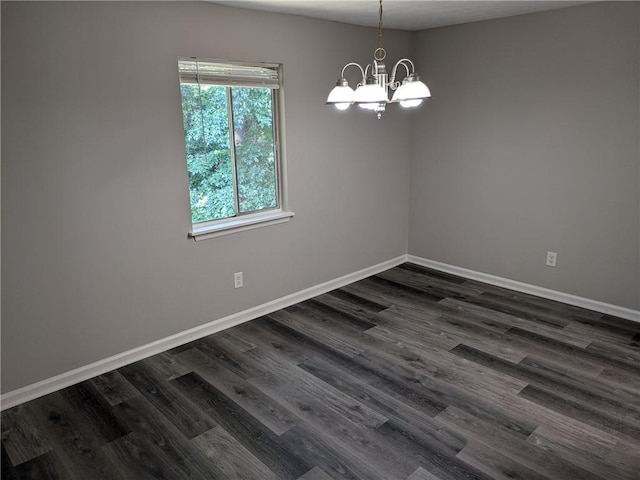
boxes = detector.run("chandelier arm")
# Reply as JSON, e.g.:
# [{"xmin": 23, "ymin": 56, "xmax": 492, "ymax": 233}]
[
  {"xmin": 340, "ymin": 62, "xmax": 366, "ymax": 83},
  {"xmin": 389, "ymin": 60, "xmax": 411, "ymax": 88},
  {"xmin": 396, "ymin": 58, "xmax": 416, "ymax": 73}
]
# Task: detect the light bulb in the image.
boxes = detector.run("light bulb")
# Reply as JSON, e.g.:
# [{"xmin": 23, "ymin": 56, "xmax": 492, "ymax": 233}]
[{"xmin": 400, "ymin": 99, "xmax": 423, "ymax": 108}]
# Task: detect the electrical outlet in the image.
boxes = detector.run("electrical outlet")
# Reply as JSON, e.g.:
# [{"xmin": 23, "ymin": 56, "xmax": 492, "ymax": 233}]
[
  {"xmin": 234, "ymin": 272, "xmax": 243, "ymax": 289},
  {"xmin": 546, "ymin": 251, "xmax": 557, "ymax": 267}
]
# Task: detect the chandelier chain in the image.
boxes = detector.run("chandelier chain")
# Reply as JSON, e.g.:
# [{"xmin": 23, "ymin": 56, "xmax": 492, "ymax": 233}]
[{"xmin": 377, "ymin": 0, "xmax": 383, "ymax": 49}]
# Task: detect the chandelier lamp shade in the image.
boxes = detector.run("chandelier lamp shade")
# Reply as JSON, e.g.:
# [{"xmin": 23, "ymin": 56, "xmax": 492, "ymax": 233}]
[{"xmin": 326, "ymin": 0, "xmax": 431, "ymax": 119}]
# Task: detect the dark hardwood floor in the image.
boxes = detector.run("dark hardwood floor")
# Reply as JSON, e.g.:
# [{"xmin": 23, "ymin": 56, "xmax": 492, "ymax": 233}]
[{"xmin": 2, "ymin": 263, "xmax": 640, "ymax": 479}]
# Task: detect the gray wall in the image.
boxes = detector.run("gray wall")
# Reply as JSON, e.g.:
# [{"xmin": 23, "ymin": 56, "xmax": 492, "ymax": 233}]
[
  {"xmin": 1, "ymin": 2, "xmax": 413, "ymax": 393},
  {"xmin": 410, "ymin": 2, "xmax": 640, "ymax": 310}
]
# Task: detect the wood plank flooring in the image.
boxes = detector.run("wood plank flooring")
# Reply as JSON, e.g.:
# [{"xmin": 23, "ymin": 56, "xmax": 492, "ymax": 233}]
[{"xmin": 2, "ymin": 262, "xmax": 640, "ymax": 479}]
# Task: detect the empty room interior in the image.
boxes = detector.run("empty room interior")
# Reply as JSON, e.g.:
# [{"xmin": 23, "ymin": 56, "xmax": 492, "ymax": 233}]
[{"xmin": 2, "ymin": 1, "xmax": 640, "ymax": 479}]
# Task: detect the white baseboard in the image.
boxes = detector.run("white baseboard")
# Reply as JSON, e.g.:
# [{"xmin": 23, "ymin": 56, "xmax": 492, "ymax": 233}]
[
  {"xmin": 407, "ymin": 255, "xmax": 640, "ymax": 323},
  {"xmin": 0, "ymin": 255, "xmax": 406, "ymax": 410}
]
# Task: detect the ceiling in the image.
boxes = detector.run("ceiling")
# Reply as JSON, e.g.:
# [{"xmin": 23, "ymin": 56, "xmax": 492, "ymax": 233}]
[{"xmin": 209, "ymin": 0, "xmax": 594, "ymax": 31}]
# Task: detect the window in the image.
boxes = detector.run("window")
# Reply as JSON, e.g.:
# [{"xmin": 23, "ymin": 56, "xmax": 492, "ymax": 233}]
[{"xmin": 178, "ymin": 57, "xmax": 293, "ymax": 240}]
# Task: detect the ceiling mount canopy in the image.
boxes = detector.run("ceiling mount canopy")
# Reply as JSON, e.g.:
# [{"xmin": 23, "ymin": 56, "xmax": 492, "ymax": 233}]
[{"xmin": 326, "ymin": 0, "xmax": 431, "ymax": 119}]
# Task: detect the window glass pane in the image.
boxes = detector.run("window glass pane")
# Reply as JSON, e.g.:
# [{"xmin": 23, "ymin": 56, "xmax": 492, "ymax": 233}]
[
  {"xmin": 231, "ymin": 87, "xmax": 278, "ymax": 214},
  {"xmin": 180, "ymin": 84, "xmax": 234, "ymax": 223}
]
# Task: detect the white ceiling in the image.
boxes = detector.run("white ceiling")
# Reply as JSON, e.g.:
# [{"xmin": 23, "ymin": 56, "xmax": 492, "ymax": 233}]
[{"xmin": 209, "ymin": 0, "xmax": 594, "ymax": 31}]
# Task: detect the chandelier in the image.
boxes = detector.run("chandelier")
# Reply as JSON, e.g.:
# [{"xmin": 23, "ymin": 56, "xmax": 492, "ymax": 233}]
[{"xmin": 326, "ymin": 0, "xmax": 431, "ymax": 119}]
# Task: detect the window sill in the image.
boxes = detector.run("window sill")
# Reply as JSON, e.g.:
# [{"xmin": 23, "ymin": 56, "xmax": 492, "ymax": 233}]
[{"xmin": 189, "ymin": 210, "xmax": 295, "ymax": 241}]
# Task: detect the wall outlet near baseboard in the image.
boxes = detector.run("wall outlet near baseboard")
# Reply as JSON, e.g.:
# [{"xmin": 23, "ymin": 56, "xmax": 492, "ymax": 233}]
[
  {"xmin": 234, "ymin": 272, "xmax": 243, "ymax": 288},
  {"xmin": 546, "ymin": 251, "xmax": 557, "ymax": 267}
]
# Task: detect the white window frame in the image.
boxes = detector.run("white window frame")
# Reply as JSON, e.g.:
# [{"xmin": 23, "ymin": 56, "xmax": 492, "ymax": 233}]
[{"xmin": 178, "ymin": 57, "xmax": 294, "ymax": 241}]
